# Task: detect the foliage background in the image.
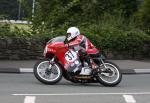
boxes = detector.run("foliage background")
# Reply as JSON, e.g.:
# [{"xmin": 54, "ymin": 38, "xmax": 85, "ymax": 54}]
[{"xmin": 0, "ymin": 0, "xmax": 150, "ymax": 59}]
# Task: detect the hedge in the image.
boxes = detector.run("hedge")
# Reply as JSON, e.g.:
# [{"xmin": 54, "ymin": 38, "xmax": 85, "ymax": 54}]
[{"xmin": 0, "ymin": 22, "xmax": 150, "ymax": 59}]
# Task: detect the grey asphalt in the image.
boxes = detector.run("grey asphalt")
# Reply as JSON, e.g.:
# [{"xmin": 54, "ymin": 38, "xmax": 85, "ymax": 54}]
[
  {"xmin": 0, "ymin": 73, "xmax": 150, "ymax": 103},
  {"xmin": 0, "ymin": 60, "xmax": 150, "ymax": 74}
]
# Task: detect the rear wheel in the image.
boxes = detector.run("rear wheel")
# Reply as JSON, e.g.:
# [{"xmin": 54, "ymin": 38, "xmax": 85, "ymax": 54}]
[
  {"xmin": 96, "ymin": 61, "xmax": 122, "ymax": 87},
  {"xmin": 34, "ymin": 59, "xmax": 62, "ymax": 85}
]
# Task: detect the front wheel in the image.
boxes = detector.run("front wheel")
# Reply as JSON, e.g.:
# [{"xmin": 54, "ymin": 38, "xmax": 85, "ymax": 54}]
[
  {"xmin": 96, "ymin": 61, "xmax": 122, "ymax": 87},
  {"xmin": 34, "ymin": 59, "xmax": 62, "ymax": 85}
]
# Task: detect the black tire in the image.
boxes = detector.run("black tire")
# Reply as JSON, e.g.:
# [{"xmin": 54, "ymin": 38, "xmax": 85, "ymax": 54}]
[
  {"xmin": 97, "ymin": 61, "xmax": 122, "ymax": 87},
  {"xmin": 34, "ymin": 59, "xmax": 62, "ymax": 85}
]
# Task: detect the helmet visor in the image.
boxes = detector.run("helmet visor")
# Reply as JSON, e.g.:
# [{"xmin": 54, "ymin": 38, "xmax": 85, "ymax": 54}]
[
  {"xmin": 67, "ymin": 33, "xmax": 72, "ymax": 41},
  {"xmin": 67, "ymin": 33, "xmax": 71, "ymax": 38}
]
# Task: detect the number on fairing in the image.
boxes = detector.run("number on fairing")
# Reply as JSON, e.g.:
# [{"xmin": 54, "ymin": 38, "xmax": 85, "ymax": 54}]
[{"xmin": 65, "ymin": 50, "xmax": 77, "ymax": 62}]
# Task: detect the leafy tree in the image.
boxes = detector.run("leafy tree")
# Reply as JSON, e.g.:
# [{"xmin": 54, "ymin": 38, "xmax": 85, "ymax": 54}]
[
  {"xmin": 135, "ymin": 0, "xmax": 150, "ymax": 34},
  {"xmin": 32, "ymin": 0, "xmax": 138, "ymax": 35},
  {"xmin": 0, "ymin": 0, "xmax": 18, "ymax": 19},
  {"xmin": 0, "ymin": 0, "xmax": 31, "ymax": 20}
]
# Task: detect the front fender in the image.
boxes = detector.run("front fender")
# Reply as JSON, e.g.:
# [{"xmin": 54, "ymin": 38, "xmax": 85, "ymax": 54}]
[{"xmin": 44, "ymin": 44, "xmax": 56, "ymax": 58}]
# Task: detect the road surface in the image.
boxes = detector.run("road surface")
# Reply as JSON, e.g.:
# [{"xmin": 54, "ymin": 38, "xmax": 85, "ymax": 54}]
[{"xmin": 0, "ymin": 73, "xmax": 150, "ymax": 103}]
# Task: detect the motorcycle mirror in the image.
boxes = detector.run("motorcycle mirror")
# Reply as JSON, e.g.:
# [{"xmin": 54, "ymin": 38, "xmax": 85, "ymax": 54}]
[{"xmin": 64, "ymin": 36, "xmax": 69, "ymax": 44}]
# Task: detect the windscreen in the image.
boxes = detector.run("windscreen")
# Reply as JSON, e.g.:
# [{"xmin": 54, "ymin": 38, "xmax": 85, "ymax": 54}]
[{"xmin": 47, "ymin": 36, "xmax": 66, "ymax": 44}]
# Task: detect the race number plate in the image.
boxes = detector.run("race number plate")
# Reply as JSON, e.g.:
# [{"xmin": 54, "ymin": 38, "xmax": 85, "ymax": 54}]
[{"xmin": 65, "ymin": 50, "xmax": 77, "ymax": 62}]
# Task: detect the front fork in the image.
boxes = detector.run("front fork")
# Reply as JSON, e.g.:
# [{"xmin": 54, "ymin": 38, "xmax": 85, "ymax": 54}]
[{"xmin": 47, "ymin": 57, "xmax": 55, "ymax": 71}]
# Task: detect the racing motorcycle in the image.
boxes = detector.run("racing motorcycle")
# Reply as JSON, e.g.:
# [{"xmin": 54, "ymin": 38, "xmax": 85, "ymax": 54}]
[{"xmin": 34, "ymin": 36, "xmax": 122, "ymax": 86}]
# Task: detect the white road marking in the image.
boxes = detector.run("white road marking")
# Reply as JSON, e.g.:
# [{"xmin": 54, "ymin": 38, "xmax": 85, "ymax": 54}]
[
  {"xmin": 12, "ymin": 92, "xmax": 150, "ymax": 96},
  {"xmin": 20, "ymin": 68, "xmax": 33, "ymax": 73},
  {"xmin": 18, "ymin": 68, "xmax": 150, "ymax": 74},
  {"xmin": 24, "ymin": 96, "xmax": 36, "ymax": 103},
  {"xmin": 123, "ymin": 95, "xmax": 136, "ymax": 103},
  {"xmin": 134, "ymin": 69, "xmax": 150, "ymax": 73}
]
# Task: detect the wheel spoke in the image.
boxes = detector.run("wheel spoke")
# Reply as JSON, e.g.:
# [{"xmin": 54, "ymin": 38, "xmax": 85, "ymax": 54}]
[
  {"xmin": 36, "ymin": 61, "xmax": 61, "ymax": 82},
  {"xmin": 99, "ymin": 62, "xmax": 120, "ymax": 84}
]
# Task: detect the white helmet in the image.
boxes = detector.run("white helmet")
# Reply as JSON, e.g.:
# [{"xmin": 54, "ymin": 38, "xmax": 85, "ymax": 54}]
[{"xmin": 67, "ymin": 27, "xmax": 80, "ymax": 41}]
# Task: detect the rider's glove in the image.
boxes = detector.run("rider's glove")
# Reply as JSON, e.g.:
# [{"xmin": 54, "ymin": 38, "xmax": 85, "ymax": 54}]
[{"xmin": 65, "ymin": 44, "xmax": 69, "ymax": 47}]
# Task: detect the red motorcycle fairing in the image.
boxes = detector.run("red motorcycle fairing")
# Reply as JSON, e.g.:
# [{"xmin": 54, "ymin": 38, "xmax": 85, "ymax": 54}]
[
  {"xmin": 45, "ymin": 42, "xmax": 68, "ymax": 68},
  {"xmin": 44, "ymin": 36, "xmax": 99, "ymax": 72}
]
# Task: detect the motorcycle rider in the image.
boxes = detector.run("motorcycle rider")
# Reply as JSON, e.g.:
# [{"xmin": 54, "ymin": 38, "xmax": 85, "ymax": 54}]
[{"xmin": 66, "ymin": 27, "xmax": 99, "ymax": 75}]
